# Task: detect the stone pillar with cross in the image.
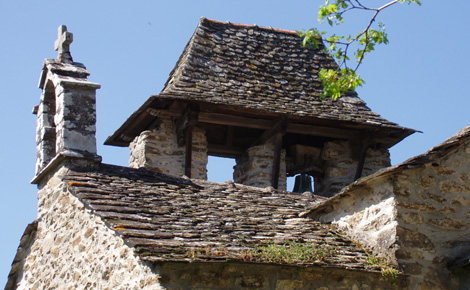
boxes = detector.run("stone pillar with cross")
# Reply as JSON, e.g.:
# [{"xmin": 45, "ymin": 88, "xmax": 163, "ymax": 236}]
[
  {"xmin": 55, "ymin": 25, "xmax": 74, "ymax": 64},
  {"xmin": 33, "ymin": 25, "xmax": 101, "ymax": 182}
]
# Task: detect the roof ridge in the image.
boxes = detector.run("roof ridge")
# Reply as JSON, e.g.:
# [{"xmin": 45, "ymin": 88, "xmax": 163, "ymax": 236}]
[{"xmin": 201, "ymin": 16, "xmax": 299, "ymax": 36}]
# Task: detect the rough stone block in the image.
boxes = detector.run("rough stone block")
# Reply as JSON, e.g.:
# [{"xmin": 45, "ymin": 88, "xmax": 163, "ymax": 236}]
[{"xmin": 129, "ymin": 120, "xmax": 208, "ymax": 180}]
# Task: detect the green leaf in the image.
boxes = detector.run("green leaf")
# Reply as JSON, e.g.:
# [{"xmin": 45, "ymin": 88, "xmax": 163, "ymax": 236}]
[{"xmin": 319, "ymin": 68, "xmax": 364, "ymax": 100}]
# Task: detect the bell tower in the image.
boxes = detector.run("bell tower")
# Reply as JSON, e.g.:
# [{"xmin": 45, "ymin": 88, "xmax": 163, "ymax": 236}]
[{"xmin": 33, "ymin": 25, "xmax": 101, "ymax": 182}]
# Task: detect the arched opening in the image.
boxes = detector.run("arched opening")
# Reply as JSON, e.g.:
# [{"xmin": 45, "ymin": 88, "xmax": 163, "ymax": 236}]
[{"xmin": 40, "ymin": 80, "xmax": 57, "ymax": 166}]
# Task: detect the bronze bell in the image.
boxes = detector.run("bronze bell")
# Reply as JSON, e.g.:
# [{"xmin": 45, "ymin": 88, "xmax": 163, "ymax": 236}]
[{"xmin": 293, "ymin": 174, "xmax": 313, "ymax": 193}]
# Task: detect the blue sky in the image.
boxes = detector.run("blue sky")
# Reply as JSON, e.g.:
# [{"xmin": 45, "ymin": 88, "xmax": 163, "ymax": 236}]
[{"xmin": 1, "ymin": 0, "xmax": 469, "ymax": 285}]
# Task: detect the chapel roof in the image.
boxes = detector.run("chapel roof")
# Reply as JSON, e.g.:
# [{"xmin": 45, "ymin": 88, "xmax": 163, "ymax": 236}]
[
  {"xmin": 106, "ymin": 17, "xmax": 415, "ymax": 148},
  {"xmin": 63, "ymin": 163, "xmax": 380, "ymax": 270}
]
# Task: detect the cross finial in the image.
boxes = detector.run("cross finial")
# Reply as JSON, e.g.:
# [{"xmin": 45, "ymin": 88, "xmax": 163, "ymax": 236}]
[{"xmin": 54, "ymin": 25, "xmax": 73, "ymax": 64}]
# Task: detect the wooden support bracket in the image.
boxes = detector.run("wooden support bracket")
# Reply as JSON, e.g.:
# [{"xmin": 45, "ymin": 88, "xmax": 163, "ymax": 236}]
[{"xmin": 252, "ymin": 118, "xmax": 288, "ymax": 147}]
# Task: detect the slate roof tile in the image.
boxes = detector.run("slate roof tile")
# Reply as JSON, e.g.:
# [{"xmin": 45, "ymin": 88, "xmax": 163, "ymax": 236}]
[
  {"xmin": 63, "ymin": 163, "xmax": 380, "ymax": 271},
  {"xmin": 162, "ymin": 18, "xmax": 335, "ymax": 110},
  {"xmin": 107, "ymin": 18, "xmax": 415, "ymax": 147}
]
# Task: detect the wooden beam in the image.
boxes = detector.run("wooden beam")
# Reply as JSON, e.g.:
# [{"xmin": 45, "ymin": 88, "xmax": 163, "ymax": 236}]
[
  {"xmin": 150, "ymin": 109, "xmax": 360, "ymax": 140},
  {"xmin": 287, "ymin": 123, "xmax": 356, "ymax": 139},
  {"xmin": 199, "ymin": 112, "xmax": 272, "ymax": 130},
  {"xmin": 252, "ymin": 118, "xmax": 288, "ymax": 147},
  {"xmin": 272, "ymin": 134, "xmax": 283, "ymax": 189},
  {"xmin": 207, "ymin": 144, "xmax": 245, "ymax": 158},
  {"xmin": 175, "ymin": 106, "xmax": 199, "ymax": 147},
  {"xmin": 287, "ymin": 165, "xmax": 324, "ymax": 177}
]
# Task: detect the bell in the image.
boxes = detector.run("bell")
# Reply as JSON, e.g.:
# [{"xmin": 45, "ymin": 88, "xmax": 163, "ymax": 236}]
[{"xmin": 293, "ymin": 174, "xmax": 313, "ymax": 193}]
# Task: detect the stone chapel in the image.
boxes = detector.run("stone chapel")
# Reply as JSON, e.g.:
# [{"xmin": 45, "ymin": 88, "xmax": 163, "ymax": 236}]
[{"xmin": 6, "ymin": 18, "xmax": 470, "ymax": 289}]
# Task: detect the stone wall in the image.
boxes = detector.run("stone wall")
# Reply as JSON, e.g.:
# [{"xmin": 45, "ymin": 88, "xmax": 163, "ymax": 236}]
[
  {"xmin": 312, "ymin": 180, "xmax": 398, "ymax": 264},
  {"xmin": 154, "ymin": 261, "xmax": 406, "ymax": 289},
  {"xmin": 308, "ymin": 138, "xmax": 470, "ymax": 289},
  {"xmin": 129, "ymin": 119, "xmax": 208, "ymax": 180},
  {"xmin": 14, "ymin": 166, "xmax": 163, "ymax": 290},
  {"xmin": 392, "ymin": 142, "xmax": 470, "ymax": 289},
  {"xmin": 233, "ymin": 141, "xmax": 287, "ymax": 190},
  {"xmin": 35, "ymin": 80, "xmax": 56, "ymax": 174},
  {"xmin": 363, "ymin": 147, "xmax": 391, "ymax": 176},
  {"xmin": 319, "ymin": 140, "xmax": 390, "ymax": 197},
  {"xmin": 54, "ymin": 85, "xmax": 98, "ymax": 156}
]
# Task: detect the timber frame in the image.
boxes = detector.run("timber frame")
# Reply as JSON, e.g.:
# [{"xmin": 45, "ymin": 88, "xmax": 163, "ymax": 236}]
[
  {"xmin": 105, "ymin": 97, "xmax": 414, "ymax": 187},
  {"xmin": 105, "ymin": 18, "xmax": 417, "ymax": 190}
]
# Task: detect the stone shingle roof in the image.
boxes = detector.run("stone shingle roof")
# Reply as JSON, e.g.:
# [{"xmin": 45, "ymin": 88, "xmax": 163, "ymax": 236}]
[
  {"xmin": 106, "ymin": 17, "xmax": 416, "ymax": 148},
  {"xmin": 158, "ymin": 17, "xmax": 404, "ymax": 128},
  {"xmin": 5, "ymin": 221, "xmax": 38, "ymax": 290},
  {"xmin": 63, "ymin": 163, "xmax": 379, "ymax": 270}
]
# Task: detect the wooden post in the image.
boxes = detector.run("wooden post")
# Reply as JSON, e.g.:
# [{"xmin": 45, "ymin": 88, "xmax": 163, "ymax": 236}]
[
  {"xmin": 272, "ymin": 133, "xmax": 283, "ymax": 189},
  {"xmin": 175, "ymin": 105, "xmax": 199, "ymax": 178},
  {"xmin": 185, "ymin": 126, "xmax": 193, "ymax": 178}
]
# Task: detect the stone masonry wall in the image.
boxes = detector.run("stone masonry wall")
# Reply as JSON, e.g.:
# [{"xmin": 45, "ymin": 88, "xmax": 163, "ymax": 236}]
[
  {"xmin": 15, "ymin": 166, "xmax": 163, "ymax": 290},
  {"xmin": 319, "ymin": 140, "xmax": 390, "ymax": 197},
  {"xmin": 233, "ymin": 140, "xmax": 287, "ymax": 190},
  {"xmin": 393, "ymin": 142, "xmax": 470, "ymax": 290},
  {"xmin": 54, "ymin": 85, "xmax": 98, "ymax": 156},
  {"xmin": 129, "ymin": 119, "xmax": 208, "ymax": 180},
  {"xmin": 35, "ymin": 81, "xmax": 56, "ymax": 174},
  {"xmin": 310, "ymin": 139, "xmax": 470, "ymax": 289},
  {"xmin": 155, "ymin": 261, "xmax": 406, "ymax": 289},
  {"xmin": 363, "ymin": 147, "xmax": 391, "ymax": 176},
  {"xmin": 313, "ymin": 180, "xmax": 398, "ymax": 264}
]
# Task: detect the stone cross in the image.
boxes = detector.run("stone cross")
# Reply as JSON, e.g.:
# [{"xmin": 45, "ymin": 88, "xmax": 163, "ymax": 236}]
[{"xmin": 54, "ymin": 25, "xmax": 73, "ymax": 63}]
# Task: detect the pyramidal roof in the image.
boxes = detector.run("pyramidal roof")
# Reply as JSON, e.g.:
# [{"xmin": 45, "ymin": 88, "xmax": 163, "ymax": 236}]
[
  {"xmin": 160, "ymin": 17, "xmax": 401, "ymax": 125},
  {"xmin": 106, "ymin": 17, "xmax": 415, "ymax": 147}
]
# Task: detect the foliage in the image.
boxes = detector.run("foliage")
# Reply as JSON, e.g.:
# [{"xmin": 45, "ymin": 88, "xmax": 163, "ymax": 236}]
[
  {"xmin": 365, "ymin": 253, "xmax": 380, "ymax": 265},
  {"xmin": 366, "ymin": 254, "xmax": 400, "ymax": 285},
  {"xmin": 381, "ymin": 266, "xmax": 399, "ymax": 285},
  {"xmin": 301, "ymin": 0, "xmax": 421, "ymax": 100},
  {"xmin": 250, "ymin": 241, "xmax": 337, "ymax": 264}
]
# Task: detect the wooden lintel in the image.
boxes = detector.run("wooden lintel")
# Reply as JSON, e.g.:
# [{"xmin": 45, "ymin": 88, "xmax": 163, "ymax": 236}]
[
  {"xmin": 150, "ymin": 109, "xmax": 361, "ymax": 140},
  {"xmin": 271, "ymin": 134, "xmax": 283, "ymax": 189},
  {"xmin": 199, "ymin": 112, "xmax": 272, "ymax": 130},
  {"xmin": 287, "ymin": 123, "xmax": 356, "ymax": 139},
  {"xmin": 175, "ymin": 106, "xmax": 199, "ymax": 147},
  {"xmin": 252, "ymin": 119, "xmax": 288, "ymax": 147},
  {"xmin": 207, "ymin": 144, "xmax": 244, "ymax": 158},
  {"xmin": 287, "ymin": 165, "xmax": 324, "ymax": 177}
]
